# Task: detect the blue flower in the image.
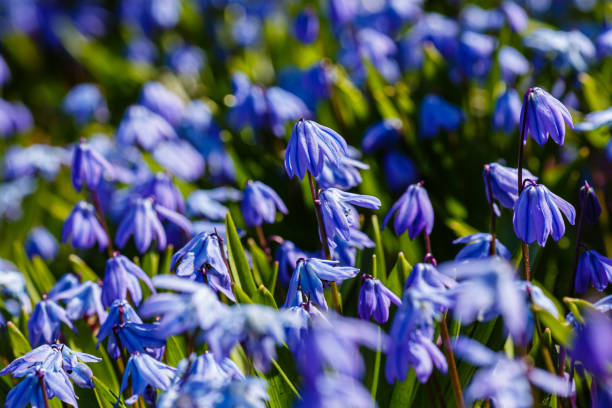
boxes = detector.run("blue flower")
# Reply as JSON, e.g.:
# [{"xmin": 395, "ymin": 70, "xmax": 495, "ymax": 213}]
[
  {"xmin": 579, "ymin": 180, "xmax": 602, "ymax": 224},
  {"xmin": 179, "ymin": 100, "xmax": 219, "ymax": 143},
  {"xmin": 597, "ymin": 26, "xmax": 612, "ymax": 57},
  {"xmin": 293, "ymin": 8, "xmax": 319, "ymax": 44},
  {"xmin": 50, "ymin": 280, "xmax": 106, "ymax": 323},
  {"xmin": 257, "ymin": 86, "xmax": 309, "ymax": 138},
  {"xmin": 170, "ymin": 232, "xmax": 235, "ymax": 301},
  {"xmin": 115, "ymin": 197, "xmax": 192, "ymax": 254},
  {"xmin": 316, "ymin": 155, "xmax": 369, "ymax": 190},
  {"xmin": 0, "ymin": 269, "xmax": 31, "ymax": 316},
  {"xmin": 119, "ymin": 352, "xmax": 176, "ymax": 405},
  {"xmin": 328, "ymin": 0, "xmax": 357, "ymax": 25},
  {"xmin": 498, "ymin": 46, "xmax": 529, "ymax": 84},
  {"xmin": 47, "ymin": 274, "xmax": 80, "ymax": 299},
  {"xmin": 132, "ymin": 172, "xmax": 185, "ymax": 213},
  {"xmin": 297, "ymin": 373, "xmax": 375, "ymax": 408},
  {"xmin": 28, "ymin": 296, "xmax": 74, "ymax": 346},
  {"xmin": 284, "ymin": 119, "xmax": 349, "ymax": 180},
  {"xmin": 383, "ymin": 151, "xmax": 419, "ymax": 192},
  {"xmin": 319, "ymin": 188, "xmax": 380, "ymax": 246},
  {"xmin": 383, "ymin": 182, "xmax": 434, "ymax": 240},
  {"xmin": 284, "ymin": 258, "xmax": 359, "ymax": 311},
  {"xmin": 520, "ymin": 87, "xmax": 574, "ymax": 146},
  {"xmin": 102, "ymin": 253, "xmax": 155, "ymax": 308},
  {"xmin": 419, "ymin": 94, "xmax": 463, "ymax": 138},
  {"xmin": 275, "ymin": 240, "xmax": 312, "ymax": 286},
  {"xmin": 241, "ymin": 180, "xmax": 288, "ymax": 227},
  {"xmin": 62, "ymin": 83, "xmax": 108, "ymax": 124},
  {"xmin": 152, "ymin": 139, "xmax": 205, "ymax": 182},
  {"xmin": 62, "ymin": 201, "xmax": 108, "ymax": 251},
  {"xmin": 71, "ymin": 139, "xmax": 114, "ymax": 192},
  {"xmin": 570, "ymin": 312, "xmax": 612, "ymax": 387},
  {"xmin": 513, "ymin": 181, "xmax": 575, "ymax": 246},
  {"xmin": 139, "ymin": 81, "xmax": 185, "ymax": 127},
  {"xmin": 460, "ymin": 5, "xmax": 504, "ymax": 32},
  {"xmin": 453, "ymin": 233, "xmax": 511, "ymax": 260},
  {"xmin": 400, "ymin": 13, "xmax": 459, "ymax": 70},
  {"xmin": 358, "ymin": 276, "xmax": 401, "ymax": 323},
  {"xmin": 524, "ymin": 29, "xmax": 595, "ymax": 73},
  {"xmin": 456, "ymin": 31, "xmax": 496, "ymax": 79},
  {"xmin": 484, "ymin": 162, "xmax": 537, "ymax": 210},
  {"xmin": 361, "ymin": 118, "xmax": 402, "ymax": 154},
  {"xmin": 0, "ymin": 54, "xmax": 10, "ymax": 86},
  {"xmin": 97, "ymin": 300, "xmax": 144, "ymax": 359},
  {"xmin": 125, "ymin": 36, "xmax": 157, "ymax": 64},
  {"xmin": 166, "ymin": 45, "xmax": 205, "ymax": 76},
  {"xmin": 3, "ymin": 144, "xmax": 68, "ymax": 181},
  {"xmin": 500, "ymin": 1, "xmax": 527, "ymax": 33},
  {"xmin": 331, "ymin": 228, "xmax": 375, "ymax": 266},
  {"xmin": 493, "ymin": 88, "xmax": 522, "ymax": 134},
  {"xmin": 25, "ymin": 226, "xmax": 58, "ymax": 261},
  {"xmin": 0, "ymin": 98, "xmax": 32, "ymax": 139},
  {"xmin": 575, "ymin": 250, "xmax": 612, "ymax": 293},
  {"xmin": 575, "ymin": 106, "xmax": 612, "ymax": 131},
  {"xmin": 117, "ymin": 105, "xmax": 177, "ymax": 150},
  {"xmin": 186, "ymin": 187, "xmax": 241, "ymax": 220}
]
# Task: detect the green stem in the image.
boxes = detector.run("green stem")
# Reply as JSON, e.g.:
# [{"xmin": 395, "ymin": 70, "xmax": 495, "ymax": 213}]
[
  {"xmin": 484, "ymin": 165, "xmax": 497, "ymax": 256},
  {"xmin": 440, "ymin": 315, "xmax": 466, "ymax": 408},
  {"xmin": 517, "ymin": 96, "xmax": 530, "ymax": 281}
]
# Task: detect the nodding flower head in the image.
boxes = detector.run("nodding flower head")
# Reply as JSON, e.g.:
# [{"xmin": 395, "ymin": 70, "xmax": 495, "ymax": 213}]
[
  {"xmin": 62, "ymin": 201, "xmax": 108, "ymax": 251},
  {"xmin": 241, "ymin": 180, "xmax": 288, "ymax": 227},
  {"xmin": 575, "ymin": 250, "xmax": 612, "ymax": 293},
  {"xmin": 579, "ymin": 180, "xmax": 602, "ymax": 225},
  {"xmin": 520, "ymin": 87, "xmax": 573, "ymax": 146},
  {"xmin": 71, "ymin": 139, "xmax": 114, "ymax": 192},
  {"xmin": 383, "ymin": 181, "xmax": 434, "ymax": 240},
  {"xmin": 358, "ymin": 276, "xmax": 401, "ymax": 323},
  {"xmin": 484, "ymin": 162, "xmax": 537, "ymax": 210}
]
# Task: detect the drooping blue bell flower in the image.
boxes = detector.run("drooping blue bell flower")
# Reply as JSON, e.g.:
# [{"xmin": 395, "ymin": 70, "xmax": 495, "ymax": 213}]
[
  {"xmin": 0, "ymin": 268, "xmax": 32, "ymax": 316},
  {"xmin": 275, "ymin": 240, "xmax": 312, "ymax": 287},
  {"xmin": 513, "ymin": 181, "xmax": 575, "ymax": 246},
  {"xmin": 493, "ymin": 88, "xmax": 522, "ymax": 134},
  {"xmin": 575, "ymin": 106, "xmax": 612, "ymax": 132},
  {"xmin": 500, "ymin": 1, "xmax": 527, "ymax": 33},
  {"xmin": 25, "ymin": 226, "xmax": 58, "ymax": 261},
  {"xmin": 331, "ymin": 228, "xmax": 375, "ymax": 267},
  {"xmin": 28, "ymin": 295, "xmax": 75, "ymax": 346},
  {"xmin": 316, "ymin": 155, "xmax": 369, "ymax": 190},
  {"xmin": 152, "ymin": 139, "xmax": 205, "ymax": 182},
  {"xmin": 520, "ymin": 87, "xmax": 574, "ymax": 146},
  {"xmin": 597, "ymin": 26, "xmax": 612, "ymax": 58},
  {"xmin": 119, "ymin": 352, "xmax": 176, "ymax": 405},
  {"xmin": 358, "ymin": 276, "xmax": 401, "ymax": 323},
  {"xmin": 328, "ymin": 0, "xmax": 358, "ymax": 26},
  {"xmin": 178, "ymin": 100, "xmax": 219, "ymax": 143},
  {"xmin": 3, "ymin": 144, "xmax": 68, "ymax": 181},
  {"xmin": 570, "ymin": 312, "xmax": 612, "ymax": 389},
  {"xmin": 241, "ymin": 180, "xmax": 288, "ymax": 227},
  {"xmin": 115, "ymin": 197, "xmax": 192, "ymax": 254},
  {"xmin": 186, "ymin": 187, "xmax": 241, "ymax": 220},
  {"xmin": 132, "ymin": 172, "xmax": 185, "ymax": 213},
  {"xmin": 460, "ymin": 5, "xmax": 504, "ymax": 32},
  {"xmin": 102, "ymin": 253, "xmax": 155, "ymax": 308},
  {"xmin": 0, "ymin": 178, "xmax": 36, "ymax": 221},
  {"xmin": 71, "ymin": 139, "xmax": 115, "ymax": 192},
  {"xmin": 579, "ymin": 180, "xmax": 602, "ymax": 224},
  {"xmin": 62, "ymin": 201, "xmax": 108, "ymax": 251},
  {"xmin": 341, "ymin": 28, "xmax": 400, "ymax": 84},
  {"xmin": 293, "ymin": 8, "xmax": 319, "ymax": 44},
  {"xmin": 139, "ymin": 81, "xmax": 185, "ymax": 127},
  {"xmin": 383, "ymin": 151, "xmax": 418, "ymax": 192},
  {"xmin": 575, "ymin": 250, "xmax": 612, "ymax": 293},
  {"xmin": 419, "ymin": 94, "xmax": 463, "ymax": 138},
  {"xmin": 265, "ymin": 86, "xmax": 311, "ymax": 138},
  {"xmin": 47, "ymin": 274, "xmax": 80, "ymax": 300},
  {"xmin": 117, "ymin": 105, "xmax": 177, "ymax": 151},
  {"xmin": 383, "ymin": 182, "xmax": 434, "ymax": 240},
  {"xmin": 97, "ymin": 300, "xmax": 146, "ymax": 359},
  {"xmin": 285, "ymin": 119, "xmax": 349, "ymax": 180},
  {"xmin": 0, "ymin": 98, "xmax": 32, "ymax": 139},
  {"xmin": 453, "ymin": 233, "xmax": 511, "ymax": 260},
  {"xmin": 361, "ymin": 118, "xmax": 402, "ymax": 154},
  {"xmin": 484, "ymin": 162, "xmax": 537, "ymax": 210},
  {"xmin": 62, "ymin": 83, "xmax": 108, "ymax": 125},
  {"xmin": 456, "ymin": 31, "xmax": 496, "ymax": 79},
  {"xmin": 524, "ymin": 29, "xmax": 595, "ymax": 73},
  {"xmin": 498, "ymin": 46, "xmax": 529, "ymax": 84},
  {"xmin": 166, "ymin": 45, "xmax": 205, "ymax": 76},
  {"xmin": 50, "ymin": 280, "xmax": 106, "ymax": 323},
  {"xmin": 125, "ymin": 36, "xmax": 157, "ymax": 64}
]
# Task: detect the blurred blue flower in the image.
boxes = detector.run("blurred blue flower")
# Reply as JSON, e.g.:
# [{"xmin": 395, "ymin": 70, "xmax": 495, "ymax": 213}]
[
  {"xmin": 597, "ymin": 26, "xmax": 612, "ymax": 58},
  {"xmin": 47, "ymin": 273, "xmax": 80, "ymax": 300},
  {"xmin": 25, "ymin": 226, "xmax": 58, "ymax": 261},
  {"xmin": 132, "ymin": 172, "xmax": 185, "ymax": 213},
  {"xmin": 119, "ymin": 352, "xmax": 176, "ymax": 405},
  {"xmin": 62, "ymin": 83, "xmax": 108, "ymax": 125},
  {"xmin": 570, "ymin": 312, "xmax": 612, "ymax": 388},
  {"xmin": 498, "ymin": 46, "xmax": 529, "ymax": 84},
  {"xmin": 575, "ymin": 106, "xmax": 612, "ymax": 131},
  {"xmin": 265, "ymin": 86, "xmax": 311, "ymax": 137},
  {"xmin": 171, "ymin": 232, "xmax": 235, "ymax": 301},
  {"xmin": 331, "ymin": 228, "xmax": 375, "ymax": 267},
  {"xmin": 521, "ymin": 87, "xmax": 574, "ymax": 146},
  {"xmin": 453, "ymin": 233, "xmax": 511, "ymax": 260},
  {"xmin": 575, "ymin": 250, "xmax": 612, "ymax": 293},
  {"xmin": 579, "ymin": 180, "xmax": 602, "ymax": 224},
  {"xmin": 524, "ymin": 29, "xmax": 595, "ymax": 73},
  {"xmin": 358, "ymin": 276, "xmax": 401, "ymax": 323},
  {"xmin": 340, "ymin": 28, "xmax": 400, "ymax": 84},
  {"xmin": 319, "ymin": 188, "xmax": 380, "ymax": 246},
  {"xmin": 0, "ymin": 268, "xmax": 31, "ymax": 316},
  {"xmin": 460, "ymin": 5, "xmax": 504, "ymax": 32},
  {"xmin": 51, "ymin": 280, "xmax": 106, "ymax": 323},
  {"xmin": 419, "ymin": 94, "xmax": 463, "ymax": 138},
  {"xmin": 0, "ymin": 98, "xmax": 33, "ymax": 139},
  {"xmin": 484, "ymin": 162, "xmax": 537, "ymax": 210},
  {"xmin": 275, "ymin": 240, "xmax": 311, "ymax": 286},
  {"xmin": 0, "ymin": 54, "xmax": 10, "ymax": 86},
  {"xmin": 231, "ymin": 14, "xmax": 262, "ymax": 47},
  {"xmin": 152, "ymin": 139, "xmax": 205, "ymax": 182},
  {"xmin": 179, "ymin": 100, "xmax": 219, "ymax": 143},
  {"xmin": 361, "ymin": 118, "xmax": 402, "ymax": 153},
  {"xmin": 316, "ymin": 155, "xmax": 369, "ymax": 190},
  {"xmin": 500, "ymin": 1, "xmax": 528, "ymax": 33},
  {"xmin": 457, "ymin": 31, "xmax": 496, "ymax": 79},
  {"xmin": 285, "ymin": 119, "xmax": 349, "ymax": 180},
  {"xmin": 28, "ymin": 296, "xmax": 74, "ymax": 346},
  {"xmin": 294, "ymin": 8, "xmax": 319, "ymax": 44},
  {"xmin": 97, "ymin": 300, "xmax": 146, "ymax": 359},
  {"xmin": 284, "ymin": 258, "xmax": 359, "ymax": 311},
  {"xmin": 186, "ymin": 187, "xmax": 241, "ymax": 220},
  {"xmin": 85, "ymin": 133, "xmax": 149, "ymax": 185},
  {"xmin": 102, "ymin": 253, "xmax": 155, "ymax": 308},
  {"xmin": 125, "ymin": 36, "xmax": 157, "ymax": 64},
  {"xmin": 62, "ymin": 201, "xmax": 108, "ymax": 251},
  {"xmin": 120, "ymin": 0, "xmax": 180, "ymax": 30},
  {"xmin": 513, "ymin": 181, "xmax": 575, "ymax": 246},
  {"xmin": 0, "ymin": 177, "xmax": 36, "ymax": 221},
  {"xmin": 297, "ymin": 373, "xmax": 375, "ymax": 408},
  {"xmin": 493, "ymin": 88, "xmax": 522, "ymax": 134},
  {"xmin": 117, "ymin": 105, "xmax": 177, "ymax": 150},
  {"xmin": 167, "ymin": 45, "xmax": 205, "ymax": 76},
  {"xmin": 140, "ymin": 81, "xmax": 185, "ymax": 127},
  {"xmin": 3, "ymin": 144, "xmax": 68, "ymax": 181},
  {"xmin": 71, "ymin": 139, "xmax": 114, "ymax": 192},
  {"xmin": 400, "ymin": 13, "xmax": 459, "ymax": 70},
  {"xmin": 241, "ymin": 180, "xmax": 288, "ymax": 227},
  {"xmin": 383, "ymin": 151, "xmax": 418, "ymax": 192},
  {"xmin": 328, "ymin": 0, "xmax": 357, "ymax": 25},
  {"xmin": 115, "ymin": 197, "xmax": 192, "ymax": 254},
  {"xmin": 383, "ymin": 181, "xmax": 434, "ymax": 240}
]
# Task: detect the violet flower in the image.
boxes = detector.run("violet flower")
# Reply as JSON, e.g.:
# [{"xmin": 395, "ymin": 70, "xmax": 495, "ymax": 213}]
[
  {"xmin": 520, "ymin": 87, "xmax": 574, "ymax": 146},
  {"xmin": 132, "ymin": 172, "xmax": 185, "ymax": 213},
  {"xmin": 579, "ymin": 180, "xmax": 602, "ymax": 224},
  {"xmin": 453, "ymin": 233, "xmax": 511, "ymax": 260},
  {"xmin": 383, "ymin": 182, "xmax": 434, "ymax": 240},
  {"xmin": 484, "ymin": 162, "xmax": 537, "ymax": 210},
  {"xmin": 28, "ymin": 296, "xmax": 75, "ymax": 346},
  {"xmin": 241, "ymin": 180, "xmax": 288, "ymax": 227},
  {"xmin": 358, "ymin": 276, "xmax": 401, "ymax": 323},
  {"xmin": 575, "ymin": 250, "xmax": 612, "ymax": 293},
  {"xmin": 71, "ymin": 139, "xmax": 114, "ymax": 192},
  {"xmin": 62, "ymin": 201, "xmax": 108, "ymax": 251},
  {"xmin": 116, "ymin": 105, "xmax": 177, "ymax": 151},
  {"xmin": 102, "ymin": 253, "xmax": 155, "ymax": 307},
  {"xmin": 119, "ymin": 352, "xmax": 176, "ymax": 405}
]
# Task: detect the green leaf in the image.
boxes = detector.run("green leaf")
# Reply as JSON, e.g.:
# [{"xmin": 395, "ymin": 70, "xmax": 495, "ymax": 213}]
[
  {"xmin": 159, "ymin": 244, "xmax": 174, "ymax": 275},
  {"xmin": 370, "ymin": 215, "xmax": 386, "ymax": 283},
  {"xmin": 142, "ymin": 251, "xmax": 159, "ymax": 277},
  {"xmin": 252, "ymin": 285, "xmax": 278, "ymax": 308},
  {"xmin": 7, "ymin": 321, "xmax": 31, "ymax": 357},
  {"xmin": 247, "ymin": 239, "xmax": 273, "ymax": 287},
  {"xmin": 533, "ymin": 306, "xmax": 572, "ymax": 347},
  {"xmin": 165, "ymin": 336, "xmax": 187, "ymax": 367},
  {"xmin": 93, "ymin": 376, "xmax": 125, "ymax": 408},
  {"xmin": 386, "ymin": 252, "xmax": 412, "ymax": 297},
  {"xmin": 12, "ymin": 242, "xmax": 41, "ymax": 303},
  {"xmin": 233, "ymin": 284, "xmax": 254, "ymax": 304},
  {"xmin": 389, "ymin": 369, "xmax": 419, "ymax": 407},
  {"xmin": 68, "ymin": 254, "xmax": 99, "ymax": 281},
  {"xmin": 30, "ymin": 256, "xmax": 57, "ymax": 294},
  {"xmin": 225, "ymin": 213, "xmax": 258, "ymax": 296}
]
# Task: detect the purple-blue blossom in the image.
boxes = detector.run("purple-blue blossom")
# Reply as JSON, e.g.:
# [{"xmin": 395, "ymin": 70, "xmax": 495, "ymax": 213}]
[
  {"xmin": 579, "ymin": 180, "xmax": 602, "ymax": 224},
  {"xmin": 520, "ymin": 87, "xmax": 574, "ymax": 146},
  {"xmin": 241, "ymin": 180, "xmax": 288, "ymax": 227},
  {"xmin": 116, "ymin": 105, "xmax": 177, "ymax": 150},
  {"xmin": 575, "ymin": 250, "xmax": 612, "ymax": 293},
  {"xmin": 493, "ymin": 88, "xmax": 522, "ymax": 134},
  {"xmin": 294, "ymin": 8, "xmax": 319, "ymax": 44},
  {"xmin": 28, "ymin": 295, "xmax": 74, "ymax": 346},
  {"xmin": 419, "ymin": 94, "xmax": 463, "ymax": 138},
  {"xmin": 62, "ymin": 83, "xmax": 108, "ymax": 124},
  {"xmin": 453, "ymin": 233, "xmax": 511, "ymax": 260},
  {"xmin": 485, "ymin": 162, "xmax": 537, "ymax": 210},
  {"xmin": 71, "ymin": 139, "xmax": 114, "ymax": 192},
  {"xmin": 62, "ymin": 201, "xmax": 108, "ymax": 251},
  {"xmin": 383, "ymin": 181, "xmax": 434, "ymax": 240},
  {"xmin": 358, "ymin": 276, "xmax": 401, "ymax": 323},
  {"xmin": 102, "ymin": 253, "xmax": 155, "ymax": 307},
  {"xmin": 25, "ymin": 226, "xmax": 58, "ymax": 261},
  {"xmin": 119, "ymin": 352, "xmax": 176, "ymax": 405}
]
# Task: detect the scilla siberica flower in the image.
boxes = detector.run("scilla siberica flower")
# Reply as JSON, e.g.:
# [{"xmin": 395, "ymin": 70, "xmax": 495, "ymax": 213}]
[
  {"xmin": 186, "ymin": 187, "xmax": 241, "ymax": 220},
  {"xmin": 513, "ymin": 181, "xmax": 575, "ymax": 246},
  {"xmin": 170, "ymin": 232, "xmax": 235, "ymax": 301},
  {"xmin": 453, "ymin": 233, "xmax": 511, "ymax": 260},
  {"xmin": 500, "ymin": 1, "xmax": 528, "ymax": 33},
  {"xmin": 132, "ymin": 172, "xmax": 185, "ymax": 213},
  {"xmin": 275, "ymin": 240, "xmax": 312, "ymax": 286},
  {"xmin": 520, "ymin": 87, "xmax": 574, "ymax": 146},
  {"xmin": 118, "ymin": 352, "xmax": 176, "ymax": 405},
  {"xmin": 25, "ymin": 226, "xmax": 58, "ymax": 261},
  {"xmin": 316, "ymin": 155, "xmax": 369, "ymax": 190},
  {"xmin": 102, "ymin": 253, "xmax": 156, "ymax": 307},
  {"xmin": 241, "ymin": 180, "xmax": 288, "ymax": 227},
  {"xmin": 285, "ymin": 119, "xmax": 349, "ymax": 180},
  {"xmin": 384, "ymin": 151, "xmax": 419, "ymax": 192},
  {"xmin": 139, "ymin": 81, "xmax": 185, "ymax": 127},
  {"xmin": 62, "ymin": 201, "xmax": 108, "ymax": 251},
  {"xmin": 419, "ymin": 94, "xmax": 463, "ymax": 138},
  {"xmin": 28, "ymin": 295, "xmax": 74, "ymax": 346},
  {"xmin": 383, "ymin": 181, "xmax": 434, "ymax": 240},
  {"xmin": 498, "ymin": 46, "xmax": 529, "ymax": 84},
  {"xmin": 361, "ymin": 118, "xmax": 402, "ymax": 154},
  {"xmin": 115, "ymin": 197, "xmax": 191, "ymax": 254},
  {"xmin": 493, "ymin": 88, "xmax": 522, "ymax": 134},
  {"xmin": 319, "ymin": 188, "xmax": 381, "ymax": 246},
  {"xmin": 50, "ymin": 280, "xmax": 107, "ymax": 323},
  {"xmin": 575, "ymin": 250, "xmax": 612, "ymax": 293},
  {"xmin": 293, "ymin": 8, "xmax": 319, "ymax": 44},
  {"xmin": 358, "ymin": 276, "xmax": 401, "ymax": 323},
  {"xmin": 71, "ymin": 139, "xmax": 114, "ymax": 192},
  {"xmin": 62, "ymin": 83, "xmax": 108, "ymax": 124},
  {"xmin": 116, "ymin": 105, "xmax": 177, "ymax": 151},
  {"xmin": 284, "ymin": 258, "xmax": 359, "ymax": 311},
  {"xmin": 579, "ymin": 180, "xmax": 602, "ymax": 224},
  {"xmin": 485, "ymin": 162, "xmax": 537, "ymax": 210},
  {"xmin": 152, "ymin": 139, "xmax": 205, "ymax": 182}
]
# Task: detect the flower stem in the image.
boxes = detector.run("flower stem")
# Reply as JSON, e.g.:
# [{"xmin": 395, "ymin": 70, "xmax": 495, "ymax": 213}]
[
  {"xmin": 91, "ymin": 189, "xmax": 115, "ymax": 258},
  {"xmin": 255, "ymin": 225, "xmax": 272, "ymax": 262},
  {"xmin": 483, "ymin": 165, "xmax": 496, "ymax": 256},
  {"xmin": 517, "ymin": 102, "xmax": 530, "ymax": 281},
  {"xmin": 570, "ymin": 203, "xmax": 585, "ymax": 297},
  {"xmin": 424, "ymin": 233, "xmax": 433, "ymax": 256},
  {"xmin": 307, "ymin": 171, "xmax": 341, "ymax": 313},
  {"xmin": 440, "ymin": 314, "xmax": 466, "ymax": 408},
  {"xmin": 39, "ymin": 374, "xmax": 50, "ymax": 408}
]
